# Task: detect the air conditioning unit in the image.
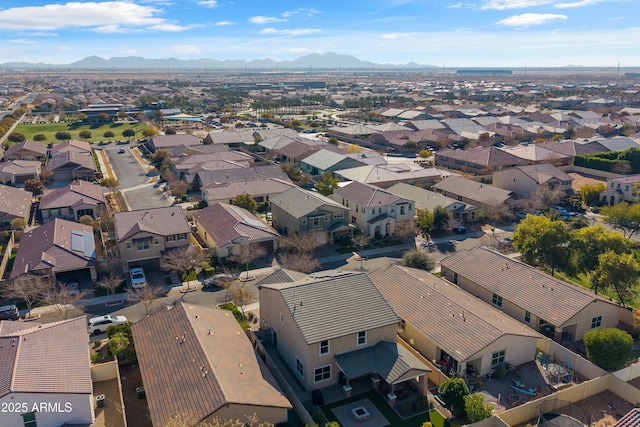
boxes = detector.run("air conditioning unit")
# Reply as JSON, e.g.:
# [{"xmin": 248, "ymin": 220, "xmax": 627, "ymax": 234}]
[{"xmin": 96, "ymin": 394, "xmax": 106, "ymax": 408}]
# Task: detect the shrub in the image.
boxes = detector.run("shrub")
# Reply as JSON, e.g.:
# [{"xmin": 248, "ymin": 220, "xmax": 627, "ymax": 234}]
[
  {"xmin": 584, "ymin": 328, "xmax": 632, "ymax": 371},
  {"xmin": 90, "ymin": 351, "xmax": 103, "ymax": 364},
  {"xmin": 402, "ymin": 249, "xmax": 436, "ymax": 271},
  {"xmin": 438, "ymin": 377, "xmax": 470, "ymax": 418}
]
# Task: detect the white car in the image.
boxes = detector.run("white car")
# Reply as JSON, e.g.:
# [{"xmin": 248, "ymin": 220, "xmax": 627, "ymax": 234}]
[
  {"xmin": 130, "ymin": 267, "xmax": 147, "ymax": 289},
  {"xmin": 87, "ymin": 315, "xmax": 128, "ymax": 335}
]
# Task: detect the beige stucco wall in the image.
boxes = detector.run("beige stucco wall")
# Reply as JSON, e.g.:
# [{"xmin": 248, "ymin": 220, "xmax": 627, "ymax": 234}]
[
  {"xmin": 271, "ymin": 203, "xmax": 348, "ymax": 236},
  {"xmin": 564, "ymin": 300, "xmax": 624, "ymax": 341},
  {"xmin": 206, "ymin": 403, "xmax": 288, "ymax": 426},
  {"xmin": 259, "ymin": 286, "xmax": 397, "ymax": 390},
  {"xmin": 118, "ymin": 231, "xmax": 190, "ymax": 267}
]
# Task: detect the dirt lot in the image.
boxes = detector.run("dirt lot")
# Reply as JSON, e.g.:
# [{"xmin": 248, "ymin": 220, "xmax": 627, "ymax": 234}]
[{"xmin": 120, "ymin": 363, "xmax": 152, "ymax": 427}]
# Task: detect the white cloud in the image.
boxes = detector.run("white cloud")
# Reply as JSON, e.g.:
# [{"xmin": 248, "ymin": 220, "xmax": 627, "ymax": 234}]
[
  {"xmin": 497, "ymin": 13, "xmax": 567, "ymax": 27},
  {"xmin": 25, "ymin": 31, "xmax": 58, "ymax": 37},
  {"xmin": 94, "ymin": 25, "xmax": 129, "ymax": 33},
  {"xmin": 149, "ymin": 24, "xmax": 195, "ymax": 32},
  {"xmin": 288, "ymin": 47, "xmax": 312, "ymax": 53},
  {"xmin": 381, "ymin": 33, "xmax": 403, "ymax": 39},
  {"xmin": 198, "ymin": 0, "xmax": 218, "ymax": 8},
  {"xmin": 249, "ymin": 16, "xmax": 287, "ymax": 24},
  {"xmin": 168, "ymin": 44, "xmax": 202, "ymax": 54},
  {"xmin": 281, "ymin": 8, "xmax": 320, "ymax": 18},
  {"xmin": 10, "ymin": 39, "xmax": 35, "ymax": 44},
  {"xmin": 214, "ymin": 21, "xmax": 236, "ymax": 26},
  {"xmin": 260, "ymin": 28, "xmax": 321, "ymax": 36},
  {"xmin": 482, "ymin": 0, "xmax": 554, "ymax": 10},
  {"xmin": 0, "ymin": 2, "xmax": 165, "ymax": 30},
  {"xmin": 448, "ymin": 2, "xmax": 465, "ymax": 8},
  {"xmin": 555, "ymin": 0, "xmax": 602, "ymax": 7}
]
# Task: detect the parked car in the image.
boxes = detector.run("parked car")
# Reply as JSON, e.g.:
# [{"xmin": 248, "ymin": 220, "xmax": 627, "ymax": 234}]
[
  {"xmin": 0, "ymin": 304, "xmax": 19, "ymax": 320},
  {"xmin": 552, "ymin": 205, "xmax": 569, "ymax": 215},
  {"xmin": 452, "ymin": 225, "xmax": 468, "ymax": 234},
  {"xmin": 130, "ymin": 267, "xmax": 147, "ymax": 289},
  {"xmin": 87, "ymin": 315, "xmax": 128, "ymax": 335},
  {"xmin": 514, "ymin": 210, "xmax": 528, "ymax": 220},
  {"xmin": 118, "ymin": 148, "xmax": 126, "ymax": 154}
]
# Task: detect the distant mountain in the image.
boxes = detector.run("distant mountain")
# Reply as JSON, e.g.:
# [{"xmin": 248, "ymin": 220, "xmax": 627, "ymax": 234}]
[{"xmin": 0, "ymin": 52, "xmax": 438, "ymax": 70}]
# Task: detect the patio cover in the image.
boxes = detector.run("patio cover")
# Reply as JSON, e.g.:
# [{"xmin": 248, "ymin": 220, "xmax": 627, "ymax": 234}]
[{"xmin": 335, "ymin": 341, "xmax": 431, "ymax": 385}]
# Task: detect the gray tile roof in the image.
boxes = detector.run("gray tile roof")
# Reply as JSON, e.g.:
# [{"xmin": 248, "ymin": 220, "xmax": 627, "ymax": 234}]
[
  {"xmin": 131, "ymin": 303, "xmax": 291, "ymax": 426},
  {"xmin": 47, "ymin": 150, "xmax": 96, "ymax": 172},
  {"xmin": 333, "ymin": 181, "xmax": 404, "ymax": 207},
  {"xmin": 301, "ymin": 149, "xmax": 355, "ymax": 170},
  {"xmin": 195, "ymin": 164, "xmax": 288, "ymax": 188},
  {"xmin": 387, "ymin": 183, "xmax": 477, "ymax": 213},
  {"xmin": 369, "ymin": 265, "xmax": 540, "ymax": 363},
  {"xmin": 0, "ymin": 317, "xmax": 92, "ymax": 397},
  {"xmin": 4, "ymin": 140, "xmax": 48, "ymax": 157},
  {"xmin": 335, "ymin": 164, "xmax": 452, "ymax": 185},
  {"xmin": 270, "ymin": 187, "xmax": 347, "ymax": 218},
  {"xmin": 202, "ymin": 177, "xmax": 296, "ymax": 203},
  {"xmin": 261, "ymin": 271, "xmax": 399, "ymax": 344},
  {"xmin": 10, "ymin": 219, "xmax": 96, "ymax": 279},
  {"xmin": 149, "ymin": 134, "xmax": 200, "ymax": 149},
  {"xmin": 439, "ymin": 247, "xmax": 619, "ymax": 327},
  {"xmin": 433, "ymin": 176, "xmax": 513, "ymax": 206},
  {"xmin": 256, "ymin": 268, "xmax": 308, "ymax": 287},
  {"xmin": 40, "ymin": 180, "xmax": 105, "ymax": 210},
  {"xmin": 435, "ymin": 146, "xmax": 529, "ymax": 169},
  {"xmin": 50, "ymin": 140, "xmax": 92, "ymax": 156},
  {"xmin": 114, "ymin": 206, "xmax": 190, "ymax": 242},
  {"xmin": 0, "ymin": 184, "xmax": 32, "ymax": 220},
  {"xmin": 335, "ymin": 341, "xmax": 430, "ymax": 385},
  {"xmin": 506, "ymin": 164, "xmax": 573, "ymax": 185}
]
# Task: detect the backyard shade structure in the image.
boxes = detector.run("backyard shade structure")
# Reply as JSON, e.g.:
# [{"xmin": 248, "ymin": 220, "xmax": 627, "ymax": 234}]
[
  {"xmin": 335, "ymin": 341, "xmax": 430, "ymax": 389},
  {"xmin": 165, "ymin": 113, "xmax": 202, "ymax": 121}
]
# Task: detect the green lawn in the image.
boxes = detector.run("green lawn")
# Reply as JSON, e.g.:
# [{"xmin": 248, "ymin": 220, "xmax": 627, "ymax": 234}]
[
  {"xmin": 554, "ymin": 270, "xmax": 637, "ymax": 307},
  {"xmin": 321, "ymin": 391, "xmax": 446, "ymax": 427},
  {"xmin": 12, "ymin": 121, "xmax": 148, "ymax": 143}
]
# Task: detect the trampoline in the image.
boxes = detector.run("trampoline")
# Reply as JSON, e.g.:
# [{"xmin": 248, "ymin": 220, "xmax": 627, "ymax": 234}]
[{"xmin": 539, "ymin": 413, "xmax": 586, "ymax": 427}]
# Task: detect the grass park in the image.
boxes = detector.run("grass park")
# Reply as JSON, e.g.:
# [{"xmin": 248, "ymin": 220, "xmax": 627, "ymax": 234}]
[{"xmin": 12, "ymin": 121, "xmax": 149, "ymax": 144}]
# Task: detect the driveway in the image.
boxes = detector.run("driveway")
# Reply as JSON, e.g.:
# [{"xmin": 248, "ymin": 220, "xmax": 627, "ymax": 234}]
[{"xmin": 102, "ymin": 144, "xmax": 172, "ymax": 211}]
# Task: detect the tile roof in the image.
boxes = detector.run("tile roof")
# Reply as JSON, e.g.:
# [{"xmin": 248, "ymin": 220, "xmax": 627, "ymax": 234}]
[
  {"xmin": 302, "ymin": 149, "xmax": 361, "ymax": 171},
  {"xmin": 49, "ymin": 140, "xmax": 92, "ymax": 156},
  {"xmin": 193, "ymin": 203, "xmax": 279, "ymax": 248},
  {"xmin": 439, "ymin": 247, "xmax": 618, "ymax": 327},
  {"xmin": 10, "ymin": 219, "xmax": 96, "ymax": 279},
  {"xmin": 131, "ymin": 303, "xmax": 291, "ymax": 426},
  {"xmin": 115, "ymin": 206, "xmax": 190, "ymax": 242},
  {"xmin": 149, "ymin": 134, "xmax": 200, "ymax": 149},
  {"xmin": 333, "ymin": 181, "xmax": 405, "ymax": 207},
  {"xmin": 261, "ymin": 271, "xmax": 399, "ymax": 344},
  {"xmin": 433, "ymin": 176, "xmax": 513, "ymax": 206},
  {"xmin": 174, "ymin": 150, "xmax": 253, "ymax": 167},
  {"xmin": 255, "ymin": 268, "xmax": 308, "ymax": 287},
  {"xmin": 195, "ymin": 164, "xmax": 288, "ymax": 188},
  {"xmin": 0, "ymin": 184, "xmax": 32, "ymax": 219},
  {"xmin": 202, "ymin": 177, "xmax": 296, "ymax": 203},
  {"xmin": 336, "ymin": 164, "xmax": 453, "ymax": 185},
  {"xmin": 506, "ymin": 164, "xmax": 573, "ymax": 185},
  {"xmin": 387, "ymin": 183, "xmax": 476, "ymax": 213},
  {"xmin": 47, "ymin": 150, "xmax": 96, "ymax": 172},
  {"xmin": 0, "ymin": 317, "xmax": 92, "ymax": 397},
  {"xmin": 369, "ymin": 265, "xmax": 540, "ymax": 363},
  {"xmin": 4, "ymin": 140, "xmax": 48, "ymax": 157},
  {"xmin": 435, "ymin": 146, "xmax": 529, "ymax": 169},
  {"xmin": 540, "ymin": 140, "xmax": 606, "ymax": 157},
  {"xmin": 0, "ymin": 160, "xmax": 41, "ymax": 175},
  {"xmin": 498, "ymin": 145, "xmax": 570, "ymax": 162},
  {"xmin": 40, "ymin": 180, "xmax": 105, "ymax": 210},
  {"xmin": 270, "ymin": 187, "xmax": 347, "ymax": 218},
  {"xmin": 615, "ymin": 408, "xmax": 640, "ymax": 427}
]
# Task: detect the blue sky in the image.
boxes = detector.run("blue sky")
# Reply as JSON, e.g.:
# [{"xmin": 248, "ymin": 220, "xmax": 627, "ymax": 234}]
[{"xmin": 0, "ymin": 0, "xmax": 638, "ymax": 66}]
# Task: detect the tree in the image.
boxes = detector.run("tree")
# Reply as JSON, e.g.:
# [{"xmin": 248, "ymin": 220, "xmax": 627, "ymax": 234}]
[
  {"xmin": 100, "ymin": 177, "xmax": 119, "ymax": 195},
  {"xmin": 464, "ymin": 393, "xmax": 494, "ymax": 423},
  {"xmin": 103, "ymin": 130, "xmax": 115, "ymax": 141},
  {"xmin": 143, "ymin": 127, "xmax": 158, "ymax": 137},
  {"xmin": 24, "ymin": 178, "xmax": 44, "ymax": 196},
  {"xmin": 47, "ymin": 282, "xmax": 89, "ymax": 320},
  {"xmin": 230, "ymin": 243, "xmax": 266, "ymax": 281},
  {"xmin": 127, "ymin": 286, "xmax": 163, "ymax": 316},
  {"xmin": 98, "ymin": 246, "xmax": 123, "ymax": 278},
  {"xmin": 601, "ymin": 202, "xmax": 640, "ymax": 239},
  {"xmin": 231, "ymin": 193, "xmax": 258, "ymax": 212},
  {"xmin": 394, "ymin": 219, "xmax": 417, "ymax": 248},
  {"xmin": 418, "ymin": 149, "xmax": 432, "ymax": 159},
  {"xmin": 352, "ymin": 233, "xmax": 371, "ymax": 270},
  {"xmin": 231, "ymin": 286, "xmax": 253, "ymax": 317},
  {"xmin": 78, "ymin": 130, "xmax": 92, "ymax": 140},
  {"xmin": 215, "ymin": 267, "xmax": 238, "ymax": 302},
  {"xmin": 569, "ymin": 225, "xmax": 631, "ymax": 273},
  {"xmin": 117, "ymin": 111, "xmax": 129, "ymax": 120},
  {"xmin": 347, "ymin": 144, "xmax": 362, "ymax": 154},
  {"xmin": 79, "ymin": 215, "xmax": 95, "ymax": 227},
  {"xmin": 98, "ymin": 273, "xmax": 124, "ymax": 297},
  {"xmin": 531, "ymin": 184, "xmax": 565, "ymax": 210},
  {"xmin": 433, "ymin": 206, "xmax": 450, "ymax": 235},
  {"xmin": 316, "ymin": 171, "xmax": 339, "ymax": 196},
  {"xmin": 438, "ymin": 377, "xmax": 470, "ymax": 418},
  {"xmin": 7, "ymin": 132, "xmax": 25, "ymax": 143},
  {"xmin": 122, "ymin": 128, "xmax": 136, "ymax": 140},
  {"xmin": 10, "ymin": 217, "xmax": 26, "ymax": 230},
  {"xmin": 280, "ymin": 231, "xmax": 320, "ymax": 254},
  {"xmin": 55, "ymin": 131, "xmax": 72, "ymax": 141},
  {"xmin": 279, "ymin": 251, "xmax": 320, "ymax": 273},
  {"xmin": 416, "ymin": 209, "xmax": 434, "ymax": 236},
  {"xmin": 590, "ymin": 251, "xmax": 640, "ymax": 306},
  {"xmin": 40, "ymin": 167, "xmax": 53, "ymax": 183},
  {"xmin": 97, "ymin": 112, "xmax": 110, "ymax": 122},
  {"xmin": 165, "ymin": 127, "xmax": 177, "ymax": 135},
  {"xmin": 0, "ymin": 275, "xmax": 52, "ymax": 319},
  {"xmin": 401, "ymin": 249, "xmax": 436, "ymax": 271},
  {"xmin": 167, "ymin": 413, "xmax": 274, "ymax": 427},
  {"xmin": 583, "ymin": 328, "xmax": 632, "ymax": 371},
  {"xmin": 168, "ymin": 177, "xmax": 189, "ymax": 198},
  {"xmin": 160, "ymin": 246, "xmax": 206, "ymax": 290},
  {"xmin": 580, "ymin": 182, "xmax": 606, "ymax": 205},
  {"xmin": 33, "ymin": 133, "xmax": 47, "ymax": 141},
  {"xmin": 512, "ymin": 215, "xmax": 570, "ymax": 275}
]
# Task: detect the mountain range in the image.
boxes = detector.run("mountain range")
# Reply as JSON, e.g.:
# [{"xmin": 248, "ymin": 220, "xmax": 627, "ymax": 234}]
[{"xmin": 0, "ymin": 52, "xmax": 438, "ymax": 70}]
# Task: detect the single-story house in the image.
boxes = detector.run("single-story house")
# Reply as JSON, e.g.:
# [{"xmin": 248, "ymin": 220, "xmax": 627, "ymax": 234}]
[
  {"xmin": 47, "ymin": 151, "xmax": 97, "ymax": 181},
  {"xmin": 0, "ymin": 184, "xmax": 32, "ymax": 227},
  {"xmin": 433, "ymin": 175, "xmax": 515, "ymax": 212},
  {"xmin": 0, "ymin": 160, "xmax": 41, "ymax": 185},
  {"xmin": 2, "ymin": 140, "xmax": 48, "ymax": 162},
  {"xmin": 39, "ymin": 180, "xmax": 106, "ymax": 222},
  {"xmin": 147, "ymin": 133, "xmax": 201, "ymax": 152}
]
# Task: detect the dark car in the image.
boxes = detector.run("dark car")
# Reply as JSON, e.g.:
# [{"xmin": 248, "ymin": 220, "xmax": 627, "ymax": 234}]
[
  {"xmin": 0, "ymin": 304, "xmax": 19, "ymax": 320},
  {"xmin": 452, "ymin": 225, "xmax": 468, "ymax": 234}
]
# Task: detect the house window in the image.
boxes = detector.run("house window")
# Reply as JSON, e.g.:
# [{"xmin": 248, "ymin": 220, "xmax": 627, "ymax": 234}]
[
  {"xmin": 539, "ymin": 319, "xmax": 547, "ymax": 326},
  {"xmin": 345, "ymin": 200, "xmax": 349, "ymax": 207},
  {"xmin": 296, "ymin": 358, "xmax": 304, "ymax": 377},
  {"xmin": 378, "ymin": 208, "xmax": 382, "ymax": 213},
  {"xmin": 301, "ymin": 218, "xmax": 307, "ymax": 225},
  {"xmin": 126, "ymin": 242, "xmax": 132, "ymax": 249},
  {"xmin": 324, "ymin": 215, "xmax": 329, "ymax": 222},
  {"xmin": 22, "ymin": 412, "xmax": 37, "ymax": 427},
  {"xmin": 409, "ymin": 204, "xmax": 413, "ymax": 211},
  {"xmin": 154, "ymin": 239, "xmax": 159, "ymax": 245},
  {"xmin": 357, "ymin": 330, "xmax": 367, "ymax": 346},
  {"xmin": 167, "ymin": 235, "xmax": 176, "ymax": 241},
  {"xmin": 312, "ymin": 218, "xmax": 320, "ymax": 228},
  {"xmin": 320, "ymin": 340, "xmax": 329, "ymax": 355},
  {"xmin": 453, "ymin": 272, "xmax": 458, "ymax": 285},
  {"xmin": 492, "ymin": 293, "xmax": 503, "ymax": 307},
  {"xmin": 314, "ymin": 365, "xmax": 331, "ymax": 383},
  {"xmin": 400, "ymin": 206, "xmax": 405, "ymax": 215},
  {"xmin": 333, "ymin": 212, "xmax": 344, "ymax": 219},
  {"xmin": 491, "ymin": 350, "xmax": 506, "ymax": 366},
  {"xmin": 136, "ymin": 240, "xmax": 150, "ymax": 251},
  {"xmin": 471, "ymin": 212, "xmax": 476, "ymax": 220},
  {"xmin": 178, "ymin": 233, "xmax": 187, "ymax": 240},
  {"xmin": 351, "ymin": 216, "xmax": 357, "ymax": 224},
  {"xmin": 524, "ymin": 310, "xmax": 531, "ymax": 323},
  {"xmin": 68, "ymin": 207, "xmax": 74, "ymax": 215},
  {"xmin": 280, "ymin": 313, "xmax": 284, "ymax": 324},
  {"xmin": 591, "ymin": 315, "xmax": 602, "ymax": 329}
]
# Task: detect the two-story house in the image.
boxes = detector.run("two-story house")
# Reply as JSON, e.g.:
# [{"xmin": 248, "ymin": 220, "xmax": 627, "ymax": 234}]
[
  {"xmin": 492, "ymin": 164, "xmax": 574, "ymax": 199},
  {"xmin": 331, "ymin": 181, "xmax": 415, "ymax": 238},
  {"xmin": 258, "ymin": 269, "xmax": 430, "ymax": 393},
  {"xmin": 114, "ymin": 206, "xmax": 191, "ymax": 272},
  {"xmin": 0, "ymin": 317, "xmax": 95, "ymax": 427},
  {"xmin": 440, "ymin": 246, "xmax": 628, "ymax": 342},
  {"xmin": 270, "ymin": 187, "xmax": 353, "ymax": 243},
  {"xmin": 599, "ymin": 174, "xmax": 640, "ymax": 206}
]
